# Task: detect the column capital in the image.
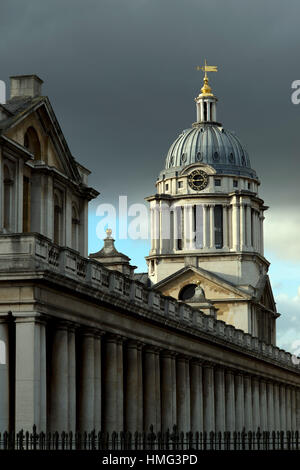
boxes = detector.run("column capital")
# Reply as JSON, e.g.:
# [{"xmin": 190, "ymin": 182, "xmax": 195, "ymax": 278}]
[
  {"xmin": 14, "ymin": 314, "xmax": 48, "ymax": 326},
  {"xmin": 202, "ymin": 360, "xmax": 215, "ymax": 369},
  {"xmin": 176, "ymin": 354, "xmax": 190, "ymax": 362},
  {"xmin": 161, "ymin": 349, "xmax": 178, "ymax": 358},
  {"xmin": 80, "ymin": 327, "xmax": 99, "ymax": 337},
  {"xmin": 126, "ymin": 338, "xmax": 145, "ymax": 349},
  {"xmin": 105, "ymin": 333, "xmax": 121, "ymax": 344},
  {"xmin": 144, "ymin": 345, "xmax": 162, "ymax": 354}
]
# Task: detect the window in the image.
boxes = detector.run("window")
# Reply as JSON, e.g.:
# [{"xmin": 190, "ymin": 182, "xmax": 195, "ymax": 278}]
[
  {"xmin": 24, "ymin": 127, "xmax": 41, "ymax": 160},
  {"xmin": 214, "ymin": 178, "xmax": 221, "ymax": 187},
  {"xmin": 53, "ymin": 191, "xmax": 63, "ymax": 245},
  {"xmin": 150, "ymin": 259, "xmax": 155, "ymax": 275},
  {"xmin": 214, "ymin": 205, "xmax": 223, "ymax": 248},
  {"xmin": 233, "ymin": 179, "xmax": 238, "ymax": 188},
  {"xmin": 179, "ymin": 284, "xmax": 197, "ymax": 301},
  {"xmin": 175, "ymin": 206, "xmax": 183, "ymax": 250},
  {"xmin": 165, "ymin": 184, "xmax": 169, "ymax": 191},
  {"xmin": 71, "ymin": 204, "xmax": 80, "ymax": 251},
  {"xmin": 23, "ymin": 176, "xmax": 31, "ymax": 232},
  {"xmin": 248, "ymin": 182, "xmax": 251, "ymax": 190},
  {"xmin": 178, "ymin": 181, "xmax": 183, "ymax": 189},
  {"xmin": 0, "ymin": 340, "xmax": 6, "ymax": 365},
  {"xmin": 3, "ymin": 165, "xmax": 13, "ymax": 231},
  {"xmin": 204, "ymin": 102, "xmax": 207, "ymax": 121}
]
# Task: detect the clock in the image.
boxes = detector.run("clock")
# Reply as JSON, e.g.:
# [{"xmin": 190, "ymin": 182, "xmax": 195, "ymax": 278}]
[{"xmin": 188, "ymin": 169, "xmax": 209, "ymax": 191}]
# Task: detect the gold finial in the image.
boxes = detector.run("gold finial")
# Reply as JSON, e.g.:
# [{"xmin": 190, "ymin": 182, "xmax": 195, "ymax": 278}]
[
  {"xmin": 196, "ymin": 59, "xmax": 218, "ymax": 96},
  {"xmin": 105, "ymin": 228, "xmax": 113, "ymax": 238}
]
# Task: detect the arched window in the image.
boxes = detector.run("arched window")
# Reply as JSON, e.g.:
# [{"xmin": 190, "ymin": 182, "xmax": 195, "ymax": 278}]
[
  {"xmin": 214, "ymin": 205, "xmax": 223, "ymax": 249},
  {"xmin": 3, "ymin": 165, "xmax": 13, "ymax": 231},
  {"xmin": 24, "ymin": 126, "xmax": 41, "ymax": 160},
  {"xmin": 53, "ymin": 192, "xmax": 63, "ymax": 245},
  {"xmin": 23, "ymin": 176, "xmax": 31, "ymax": 232},
  {"xmin": 179, "ymin": 284, "xmax": 197, "ymax": 301},
  {"xmin": 71, "ymin": 204, "xmax": 80, "ymax": 251},
  {"xmin": 0, "ymin": 340, "xmax": 6, "ymax": 365}
]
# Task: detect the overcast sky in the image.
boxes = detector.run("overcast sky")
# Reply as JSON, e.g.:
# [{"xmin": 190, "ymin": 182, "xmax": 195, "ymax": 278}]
[{"xmin": 0, "ymin": 0, "xmax": 299, "ymax": 351}]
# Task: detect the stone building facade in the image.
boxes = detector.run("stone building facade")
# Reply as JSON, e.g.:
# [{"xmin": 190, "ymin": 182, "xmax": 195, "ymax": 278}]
[{"xmin": 0, "ymin": 74, "xmax": 299, "ymax": 435}]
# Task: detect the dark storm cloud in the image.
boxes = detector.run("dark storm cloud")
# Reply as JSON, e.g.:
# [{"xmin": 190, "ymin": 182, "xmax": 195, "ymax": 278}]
[{"xmin": 1, "ymin": 0, "xmax": 299, "ymax": 211}]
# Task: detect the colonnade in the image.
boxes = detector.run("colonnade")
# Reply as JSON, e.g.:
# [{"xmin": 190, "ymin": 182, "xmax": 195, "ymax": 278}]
[
  {"xmin": 1, "ymin": 318, "xmax": 299, "ymax": 434},
  {"xmin": 150, "ymin": 199, "xmax": 264, "ymax": 255}
]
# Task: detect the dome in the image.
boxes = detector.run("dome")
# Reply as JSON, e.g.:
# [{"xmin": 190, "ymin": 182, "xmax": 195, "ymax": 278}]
[{"xmin": 163, "ymin": 123, "xmax": 257, "ymax": 179}]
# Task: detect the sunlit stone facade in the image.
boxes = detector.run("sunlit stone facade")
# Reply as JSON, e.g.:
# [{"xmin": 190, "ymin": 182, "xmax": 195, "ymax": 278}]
[{"xmin": 0, "ymin": 74, "xmax": 299, "ymax": 434}]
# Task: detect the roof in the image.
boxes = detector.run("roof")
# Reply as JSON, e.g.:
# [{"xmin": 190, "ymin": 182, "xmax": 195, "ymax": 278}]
[
  {"xmin": 133, "ymin": 272, "xmax": 149, "ymax": 285},
  {"xmin": 161, "ymin": 122, "xmax": 257, "ymax": 180}
]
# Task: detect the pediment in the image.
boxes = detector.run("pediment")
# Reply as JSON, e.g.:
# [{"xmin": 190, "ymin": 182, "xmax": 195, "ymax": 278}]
[
  {"xmin": 154, "ymin": 265, "xmax": 250, "ymax": 302},
  {"xmin": 255, "ymin": 275, "xmax": 277, "ymax": 312},
  {"xmin": 3, "ymin": 98, "xmax": 81, "ymax": 183}
]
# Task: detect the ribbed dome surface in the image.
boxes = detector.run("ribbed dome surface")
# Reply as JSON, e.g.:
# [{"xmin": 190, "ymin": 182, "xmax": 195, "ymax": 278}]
[{"xmin": 164, "ymin": 123, "xmax": 257, "ymax": 178}]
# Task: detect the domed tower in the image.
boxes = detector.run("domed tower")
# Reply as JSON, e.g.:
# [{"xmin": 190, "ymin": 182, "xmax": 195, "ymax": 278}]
[{"xmin": 146, "ymin": 63, "xmax": 278, "ymax": 344}]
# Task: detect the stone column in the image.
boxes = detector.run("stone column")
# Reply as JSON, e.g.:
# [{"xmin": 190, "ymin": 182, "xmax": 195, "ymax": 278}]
[
  {"xmin": 153, "ymin": 201, "xmax": 160, "ymax": 253},
  {"xmin": 78, "ymin": 329, "xmax": 95, "ymax": 431},
  {"xmin": 246, "ymin": 204, "xmax": 252, "ymax": 248},
  {"xmin": 190, "ymin": 361, "xmax": 203, "ymax": 432},
  {"xmin": 239, "ymin": 202, "xmax": 246, "ymax": 250},
  {"xmin": 125, "ymin": 340, "xmax": 139, "ymax": 432},
  {"xmin": 49, "ymin": 322, "xmax": 69, "ymax": 432},
  {"xmin": 244, "ymin": 375, "xmax": 253, "ymax": 431},
  {"xmin": 252, "ymin": 377, "xmax": 260, "ymax": 430},
  {"xmin": 235, "ymin": 373, "xmax": 245, "ymax": 431},
  {"xmin": 215, "ymin": 366, "xmax": 225, "ymax": 433},
  {"xmin": 161, "ymin": 351, "xmax": 177, "ymax": 431},
  {"xmin": 144, "ymin": 347, "xmax": 161, "ymax": 432},
  {"xmin": 279, "ymin": 384, "xmax": 287, "ymax": 431},
  {"xmin": 203, "ymin": 204, "xmax": 209, "ymax": 249},
  {"xmin": 104, "ymin": 334, "xmax": 119, "ymax": 433},
  {"xmin": 94, "ymin": 333, "xmax": 102, "ymax": 432},
  {"xmin": 0, "ymin": 318, "xmax": 10, "ymax": 433},
  {"xmin": 203, "ymin": 363, "xmax": 215, "ymax": 432},
  {"xmin": 266, "ymin": 381, "xmax": 275, "ymax": 432},
  {"xmin": 273, "ymin": 383, "xmax": 281, "ymax": 431},
  {"xmin": 232, "ymin": 198, "xmax": 240, "ymax": 251},
  {"xmin": 259, "ymin": 379, "xmax": 268, "ymax": 430},
  {"xmin": 225, "ymin": 369, "xmax": 235, "ymax": 432},
  {"xmin": 176, "ymin": 356, "xmax": 190, "ymax": 433},
  {"xmin": 137, "ymin": 343, "xmax": 144, "ymax": 432},
  {"xmin": 296, "ymin": 389, "xmax": 300, "ymax": 431},
  {"xmin": 68, "ymin": 325, "xmax": 76, "ymax": 433},
  {"xmin": 286, "ymin": 386, "xmax": 292, "ymax": 431},
  {"xmin": 117, "ymin": 337, "xmax": 124, "ymax": 432},
  {"xmin": 209, "ymin": 205, "xmax": 215, "ymax": 249},
  {"xmin": 15, "ymin": 317, "xmax": 47, "ymax": 432},
  {"xmin": 291, "ymin": 388, "xmax": 297, "ymax": 431},
  {"xmin": 259, "ymin": 213, "xmax": 264, "ymax": 256},
  {"xmin": 222, "ymin": 204, "xmax": 229, "ymax": 249}
]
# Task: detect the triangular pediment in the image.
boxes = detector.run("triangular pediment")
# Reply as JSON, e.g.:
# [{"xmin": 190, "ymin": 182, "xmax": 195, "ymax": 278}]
[
  {"xmin": 2, "ymin": 97, "xmax": 81, "ymax": 183},
  {"xmin": 255, "ymin": 275, "xmax": 277, "ymax": 312},
  {"xmin": 153, "ymin": 265, "xmax": 251, "ymax": 302}
]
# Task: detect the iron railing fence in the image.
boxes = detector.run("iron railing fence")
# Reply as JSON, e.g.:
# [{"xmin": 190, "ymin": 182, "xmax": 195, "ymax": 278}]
[{"xmin": 0, "ymin": 426, "xmax": 299, "ymax": 451}]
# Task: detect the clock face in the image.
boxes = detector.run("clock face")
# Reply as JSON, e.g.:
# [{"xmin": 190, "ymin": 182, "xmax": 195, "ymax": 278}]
[{"xmin": 188, "ymin": 170, "xmax": 209, "ymax": 191}]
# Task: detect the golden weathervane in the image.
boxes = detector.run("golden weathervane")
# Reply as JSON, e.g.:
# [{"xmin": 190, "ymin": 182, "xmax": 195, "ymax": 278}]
[{"xmin": 196, "ymin": 59, "xmax": 218, "ymax": 96}]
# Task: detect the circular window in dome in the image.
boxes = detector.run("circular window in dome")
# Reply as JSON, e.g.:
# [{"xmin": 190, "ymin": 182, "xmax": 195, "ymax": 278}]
[
  {"xmin": 229, "ymin": 152, "xmax": 235, "ymax": 163},
  {"xmin": 181, "ymin": 153, "xmax": 187, "ymax": 163},
  {"xmin": 179, "ymin": 284, "xmax": 197, "ymax": 301},
  {"xmin": 213, "ymin": 151, "xmax": 219, "ymax": 161},
  {"xmin": 196, "ymin": 151, "xmax": 203, "ymax": 161},
  {"xmin": 241, "ymin": 155, "xmax": 246, "ymax": 166}
]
